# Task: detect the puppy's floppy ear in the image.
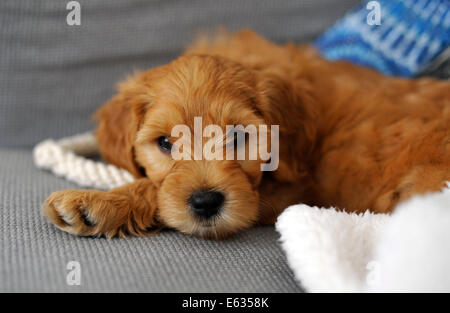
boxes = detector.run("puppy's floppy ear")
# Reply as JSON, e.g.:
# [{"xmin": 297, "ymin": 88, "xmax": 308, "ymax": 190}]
[
  {"xmin": 256, "ymin": 71, "xmax": 319, "ymax": 183},
  {"xmin": 94, "ymin": 73, "xmax": 151, "ymax": 178}
]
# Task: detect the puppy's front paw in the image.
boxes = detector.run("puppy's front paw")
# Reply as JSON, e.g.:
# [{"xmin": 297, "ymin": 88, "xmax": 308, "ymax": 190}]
[
  {"xmin": 43, "ymin": 190, "xmax": 97, "ymax": 236},
  {"xmin": 43, "ymin": 190, "xmax": 128, "ymax": 237}
]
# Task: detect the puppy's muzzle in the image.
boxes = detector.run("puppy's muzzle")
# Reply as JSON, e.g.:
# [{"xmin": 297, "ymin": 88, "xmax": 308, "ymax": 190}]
[{"xmin": 188, "ymin": 190, "xmax": 224, "ymax": 219}]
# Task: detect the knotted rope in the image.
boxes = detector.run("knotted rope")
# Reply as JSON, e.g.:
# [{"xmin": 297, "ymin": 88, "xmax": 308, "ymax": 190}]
[{"xmin": 33, "ymin": 132, "xmax": 135, "ymax": 190}]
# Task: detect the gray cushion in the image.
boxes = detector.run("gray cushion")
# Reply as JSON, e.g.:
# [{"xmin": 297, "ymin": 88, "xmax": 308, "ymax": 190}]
[
  {"xmin": 0, "ymin": 148, "xmax": 303, "ymax": 292},
  {"xmin": 0, "ymin": 0, "xmax": 359, "ymax": 148}
]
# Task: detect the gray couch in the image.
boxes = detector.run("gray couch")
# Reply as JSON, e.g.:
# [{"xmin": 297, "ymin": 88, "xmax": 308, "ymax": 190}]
[{"xmin": 0, "ymin": 0, "xmax": 358, "ymax": 292}]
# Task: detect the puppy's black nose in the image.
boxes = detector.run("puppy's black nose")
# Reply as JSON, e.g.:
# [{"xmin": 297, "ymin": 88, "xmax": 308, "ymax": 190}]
[{"xmin": 188, "ymin": 191, "xmax": 224, "ymax": 218}]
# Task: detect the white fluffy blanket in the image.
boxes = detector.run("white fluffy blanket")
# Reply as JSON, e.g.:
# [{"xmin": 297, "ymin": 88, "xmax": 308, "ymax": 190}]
[{"xmin": 276, "ymin": 184, "xmax": 450, "ymax": 292}]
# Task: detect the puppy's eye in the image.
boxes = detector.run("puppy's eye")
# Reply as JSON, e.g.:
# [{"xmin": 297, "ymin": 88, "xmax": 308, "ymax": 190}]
[
  {"xmin": 157, "ymin": 136, "xmax": 172, "ymax": 153},
  {"xmin": 229, "ymin": 131, "xmax": 248, "ymax": 148}
]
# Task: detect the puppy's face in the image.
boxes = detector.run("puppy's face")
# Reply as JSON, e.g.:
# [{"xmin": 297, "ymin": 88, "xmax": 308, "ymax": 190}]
[{"xmin": 132, "ymin": 55, "xmax": 269, "ymax": 239}]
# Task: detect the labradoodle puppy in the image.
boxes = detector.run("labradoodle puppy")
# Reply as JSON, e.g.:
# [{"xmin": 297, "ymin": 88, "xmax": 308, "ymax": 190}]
[{"xmin": 43, "ymin": 30, "xmax": 450, "ymax": 239}]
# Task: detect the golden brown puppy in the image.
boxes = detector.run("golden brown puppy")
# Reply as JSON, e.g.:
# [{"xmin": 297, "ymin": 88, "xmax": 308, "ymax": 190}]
[{"xmin": 43, "ymin": 30, "xmax": 450, "ymax": 239}]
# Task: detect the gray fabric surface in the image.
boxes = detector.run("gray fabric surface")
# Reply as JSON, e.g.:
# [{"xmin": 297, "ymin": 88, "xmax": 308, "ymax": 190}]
[
  {"xmin": 0, "ymin": 0, "xmax": 359, "ymax": 148},
  {"xmin": 0, "ymin": 148, "xmax": 303, "ymax": 292}
]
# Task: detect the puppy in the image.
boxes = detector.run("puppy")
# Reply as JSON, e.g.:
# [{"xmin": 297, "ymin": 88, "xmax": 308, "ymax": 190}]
[{"xmin": 43, "ymin": 30, "xmax": 450, "ymax": 239}]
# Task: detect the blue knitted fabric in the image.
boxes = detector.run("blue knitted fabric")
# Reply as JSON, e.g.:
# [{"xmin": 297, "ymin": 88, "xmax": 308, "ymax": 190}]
[{"xmin": 315, "ymin": 0, "xmax": 450, "ymax": 77}]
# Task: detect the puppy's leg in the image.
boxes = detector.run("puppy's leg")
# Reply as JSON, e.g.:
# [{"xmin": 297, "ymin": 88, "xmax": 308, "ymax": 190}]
[
  {"xmin": 374, "ymin": 164, "xmax": 450, "ymax": 213},
  {"xmin": 42, "ymin": 179, "xmax": 160, "ymax": 237},
  {"xmin": 257, "ymin": 178, "xmax": 317, "ymax": 225}
]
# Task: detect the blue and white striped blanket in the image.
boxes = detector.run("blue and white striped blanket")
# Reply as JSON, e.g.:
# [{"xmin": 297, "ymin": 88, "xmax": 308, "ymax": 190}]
[{"xmin": 316, "ymin": 0, "xmax": 450, "ymax": 77}]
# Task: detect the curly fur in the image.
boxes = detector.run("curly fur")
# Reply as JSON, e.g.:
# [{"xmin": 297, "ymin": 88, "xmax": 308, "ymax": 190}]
[{"xmin": 43, "ymin": 30, "xmax": 450, "ymax": 239}]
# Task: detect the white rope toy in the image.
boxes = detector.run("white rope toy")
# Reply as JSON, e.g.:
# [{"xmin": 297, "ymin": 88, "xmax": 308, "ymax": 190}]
[{"xmin": 33, "ymin": 132, "xmax": 135, "ymax": 190}]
